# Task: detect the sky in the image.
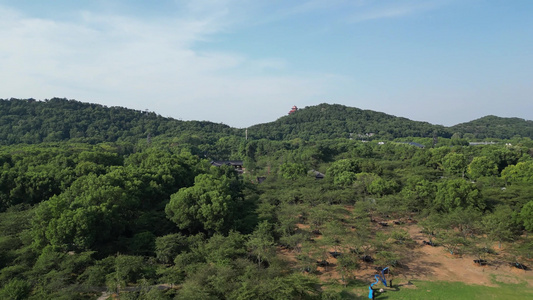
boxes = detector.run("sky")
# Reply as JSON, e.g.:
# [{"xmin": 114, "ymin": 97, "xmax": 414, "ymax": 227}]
[{"xmin": 1, "ymin": 0, "xmax": 532, "ymax": 128}]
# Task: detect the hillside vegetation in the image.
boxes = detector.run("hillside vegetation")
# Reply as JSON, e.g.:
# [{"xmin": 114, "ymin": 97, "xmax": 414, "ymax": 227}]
[
  {"xmin": 451, "ymin": 115, "xmax": 533, "ymax": 139},
  {"xmin": 3, "ymin": 99, "xmax": 533, "ymax": 143},
  {"xmin": 0, "ymin": 98, "xmax": 238, "ymax": 145},
  {"xmin": 0, "ymin": 98, "xmax": 532, "ymax": 299},
  {"xmin": 248, "ymin": 103, "xmax": 451, "ymax": 140}
]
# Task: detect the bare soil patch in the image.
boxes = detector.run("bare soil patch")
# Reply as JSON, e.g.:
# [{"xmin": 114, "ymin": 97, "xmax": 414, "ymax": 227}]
[{"xmin": 278, "ymin": 223, "xmax": 533, "ymax": 288}]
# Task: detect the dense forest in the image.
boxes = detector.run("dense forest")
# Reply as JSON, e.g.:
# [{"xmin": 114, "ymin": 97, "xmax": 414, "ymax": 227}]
[
  {"xmin": 3, "ymin": 99, "xmax": 533, "ymax": 143},
  {"xmin": 451, "ymin": 115, "xmax": 533, "ymax": 140},
  {"xmin": 0, "ymin": 98, "xmax": 532, "ymax": 299},
  {"xmin": 247, "ymin": 103, "xmax": 451, "ymax": 140},
  {"xmin": 0, "ymin": 98, "xmax": 239, "ymax": 145}
]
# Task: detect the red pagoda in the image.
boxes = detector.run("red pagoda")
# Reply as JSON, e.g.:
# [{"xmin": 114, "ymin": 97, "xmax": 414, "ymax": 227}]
[{"xmin": 288, "ymin": 105, "xmax": 298, "ymax": 115}]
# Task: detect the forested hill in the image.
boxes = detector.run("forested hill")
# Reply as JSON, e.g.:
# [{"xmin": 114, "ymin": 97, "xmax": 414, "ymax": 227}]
[
  {"xmin": 247, "ymin": 103, "xmax": 451, "ymax": 140},
  {"xmin": 0, "ymin": 98, "xmax": 238, "ymax": 145},
  {"xmin": 450, "ymin": 115, "xmax": 533, "ymax": 139},
  {"xmin": 2, "ymin": 99, "xmax": 532, "ymax": 145}
]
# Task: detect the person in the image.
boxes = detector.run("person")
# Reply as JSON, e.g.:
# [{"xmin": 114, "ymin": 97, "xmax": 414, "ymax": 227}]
[{"xmin": 389, "ymin": 279, "xmax": 393, "ymax": 288}]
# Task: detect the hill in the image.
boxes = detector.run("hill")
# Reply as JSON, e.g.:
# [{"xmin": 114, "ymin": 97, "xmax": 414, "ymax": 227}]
[
  {"xmin": 2, "ymin": 99, "xmax": 533, "ymax": 145},
  {"xmin": 248, "ymin": 103, "xmax": 451, "ymax": 140},
  {"xmin": 0, "ymin": 98, "xmax": 238, "ymax": 145},
  {"xmin": 451, "ymin": 115, "xmax": 533, "ymax": 139}
]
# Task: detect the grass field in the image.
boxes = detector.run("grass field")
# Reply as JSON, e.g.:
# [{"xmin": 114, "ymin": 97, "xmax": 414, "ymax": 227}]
[
  {"xmin": 322, "ymin": 275, "xmax": 533, "ymax": 300},
  {"xmin": 369, "ymin": 280, "xmax": 533, "ymax": 300}
]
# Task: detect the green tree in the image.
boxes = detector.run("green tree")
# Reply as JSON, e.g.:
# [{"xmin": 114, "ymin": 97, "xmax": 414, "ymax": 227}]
[
  {"xmin": 246, "ymin": 221, "xmax": 275, "ymax": 267},
  {"xmin": 166, "ymin": 174, "xmax": 238, "ymax": 234},
  {"xmin": 467, "ymin": 156, "xmax": 498, "ymax": 179},
  {"xmin": 502, "ymin": 161, "xmax": 533, "ymax": 184},
  {"xmin": 0, "ymin": 278, "xmax": 31, "ymax": 300},
  {"xmin": 323, "ymin": 220, "xmax": 346, "ymax": 254},
  {"xmin": 481, "ymin": 206, "xmax": 516, "ymax": 248},
  {"xmin": 204, "ymin": 231, "xmax": 247, "ymax": 265},
  {"xmin": 367, "ymin": 177, "xmax": 399, "ymax": 197},
  {"xmin": 434, "ymin": 179, "xmax": 484, "ymax": 212},
  {"xmin": 105, "ymin": 255, "xmax": 146, "ymax": 295},
  {"xmin": 333, "ymin": 171, "xmax": 357, "ymax": 187},
  {"xmin": 442, "ymin": 152, "xmax": 467, "ymax": 177},
  {"xmin": 336, "ymin": 251, "xmax": 360, "ymax": 287},
  {"xmin": 444, "ymin": 207, "xmax": 482, "ymax": 239},
  {"xmin": 439, "ymin": 230, "xmax": 467, "ymax": 255},
  {"xmin": 401, "ymin": 176, "xmax": 435, "ymax": 212},
  {"xmin": 519, "ymin": 201, "xmax": 533, "ymax": 232},
  {"xmin": 354, "ymin": 172, "xmax": 380, "ymax": 196},
  {"xmin": 327, "ymin": 159, "xmax": 360, "ymax": 181},
  {"xmin": 279, "ymin": 163, "xmax": 307, "ymax": 180},
  {"xmin": 155, "ymin": 233, "xmax": 189, "ymax": 264}
]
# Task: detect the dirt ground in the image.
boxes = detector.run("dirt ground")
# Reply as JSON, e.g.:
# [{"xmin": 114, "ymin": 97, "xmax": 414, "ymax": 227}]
[
  {"xmin": 399, "ymin": 224, "xmax": 532, "ymax": 287},
  {"xmin": 279, "ymin": 223, "xmax": 533, "ymax": 288}
]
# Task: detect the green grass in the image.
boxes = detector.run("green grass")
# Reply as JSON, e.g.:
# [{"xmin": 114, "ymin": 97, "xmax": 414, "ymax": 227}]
[
  {"xmin": 324, "ymin": 276, "xmax": 533, "ymax": 300},
  {"xmin": 369, "ymin": 280, "xmax": 533, "ymax": 300}
]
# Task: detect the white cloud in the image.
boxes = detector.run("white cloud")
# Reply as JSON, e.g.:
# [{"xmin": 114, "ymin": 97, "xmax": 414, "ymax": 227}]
[
  {"xmin": 346, "ymin": 0, "xmax": 451, "ymax": 23},
  {"xmin": 0, "ymin": 2, "xmax": 344, "ymax": 127}
]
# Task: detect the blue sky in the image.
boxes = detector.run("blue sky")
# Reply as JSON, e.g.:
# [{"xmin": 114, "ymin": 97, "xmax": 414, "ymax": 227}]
[{"xmin": 1, "ymin": 0, "xmax": 532, "ymax": 128}]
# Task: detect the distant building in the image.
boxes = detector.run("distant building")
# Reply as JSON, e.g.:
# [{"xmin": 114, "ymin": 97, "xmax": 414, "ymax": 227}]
[
  {"xmin": 408, "ymin": 142, "xmax": 425, "ymax": 148},
  {"xmin": 311, "ymin": 170, "xmax": 325, "ymax": 180},
  {"xmin": 288, "ymin": 105, "xmax": 298, "ymax": 115},
  {"xmin": 397, "ymin": 142, "xmax": 426, "ymax": 148},
  {"xmin": 469, "ymin": 142, "xmax": 496, "ymax": 146},
  {"xmin": 210, "ymin": 160, "xmax": 244, "ymax": 173}
]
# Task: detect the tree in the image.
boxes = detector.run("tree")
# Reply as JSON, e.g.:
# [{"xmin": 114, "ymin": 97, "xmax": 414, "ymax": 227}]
[
  {"xmin": 327, "ymin": 159, "xmax": 360, "ymax": 182},
  {"xmin": 278, "ymin": 163, "xmax": 307, "ymax": 180},
  {"xmin": 519, "ymin": 201, "xmax": 533, "ymax": 232},
  {"xmin": 323, "ymin": 220, "xmax": 346, "ymax": 254},
  {"xmin": 401, "ymin": 176, "xmax": 435, "ymax": 212},
  {"xmin": 275, "ymin": 203, "xmax": 299, "ymax": 239},
  {"xmin": 31, "ymin": 178, "xmax": 130, "ymax": 252},
  {"xmin": 354, "ymin": 172, "xmax": 380, "ymax": 197},
  {"xmin": 501, "ymin": 161, "xmax": 533, "ymax": 184},
  {"xmin": 390, "ymin": 229, "xmax": 412, "ymax": 246},
  {"xmin": 367, "ymin": 177, "xmax": 399, "ymax": 197},
  {"xmin": 467, "ymin": 156, "xmax": 498, "ymax": 179},
  {"xmin": 439, "ymin": 230, "xmax": 467, "ymax": 255},
  {"xmin": 204, "ymin": 231, "xmax": 247, "ymax": 265},
  {"xmin": 333, "ymin": 171, "xmax": 357, "ymax": 187},
  {"xmin": 268, "ymin": 273, "xmax": 319, "ymax": 300},
  {"xmin": 0, "ymin": 279, "xmax": 31, "ymax": 300},
  {"xmin": 434, "ymin": 179, "xmax": 485, "ymax": 212},
  {"xmin": 419, "ymin": 213, "xmax": 446, "ymax": 244},
  {"xmin": 442, "ymin": 152, "xmax": 467, "ymax": 177},
  {"xmin": 481, "ymin": 206, "xmax": 516, "ymax": 248},
  {"xmin": 155, "ymin": 233, "xmax": 189, "ymax": 264},
  {"xmin": 246, "ymin": 221, "xmax": 274, "ymax": 267},
  {"xmin": 347, "ymin": 210, "xmax": 373, "ymax": 258},
  {"xmin": 444, "ymin": 207, "xmax": 482, "ymax": 239},
  {"xmin": 166, "ymin": 174, "xmax": 238, "ymax": 234},
  {"xmin": 336, "ymin": 254, "xmax": 359, "ymax": 287},
  {"xmin": 486, "ymin": 147, "xmax": 522, "ymax": 173},
  {"xmin": 308, "ymin": 204, "xmax": 333, "ymax": 233},
  {"xmin": 105, "ymin": 255, "xmax": 146, "ymax": 295}
]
